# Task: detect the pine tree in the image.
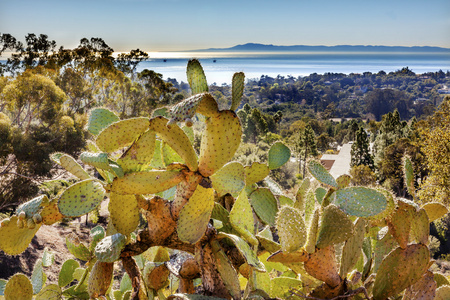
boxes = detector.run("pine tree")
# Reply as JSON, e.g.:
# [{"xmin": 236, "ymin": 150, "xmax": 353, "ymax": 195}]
[
  {"xmin": 296, "ymin": 124, "xmax": 318, "ymax": 178},
  {"xmin": 351, "ymin": 126, "xmax": 374, "ymax": 170}
]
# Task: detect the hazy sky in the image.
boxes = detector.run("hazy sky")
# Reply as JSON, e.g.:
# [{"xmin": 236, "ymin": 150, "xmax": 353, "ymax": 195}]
[{"xmin": 1, "ymin": 0, "xmax": 450, "ymax": 52}]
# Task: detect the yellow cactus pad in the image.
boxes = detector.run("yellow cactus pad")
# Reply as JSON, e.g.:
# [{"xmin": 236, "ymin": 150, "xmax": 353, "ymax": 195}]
[
  {"xmin": 198, "ymin": 110, "xmax": 242, "ymax": 177},
  {"xmin": 245, "ymin": 162, "xmax": 269, "ymax": 186},
  {"xmin": 276, "ymin": 206, "xmax": 307, "ymax": 253},
  {"xmin": 411, "ymin": 208, "xmax": 429, "ymax": 244},
  {"xmin": 403, "ymin": 270, "xmax": 436, "ymax": 300},
  {"xmin": 96, "ymin": 117, "xmax": 150, "ymax": 153},
  {"xmin": 211, "ymin": 162, "xmax": 245, "ymax": 197},
  {"xmin": 58, "ymin": 179, "xmax": 106, "ymax": 217},
  {"xmin": 149, "ymin": 116, "xmax": 198, "ymax": 172},
  {"xmin": 339, "ymin": 218, "xmax": 365, "ymax": 278},
  {"xmin": 60, "ymin": 154, "xmax": 90, "ymax": 180},
  {"xmin": 422, "ymin": 202, "xmax": 448, "ymax": 222},
  {"xmin": 88, "ymin": 261, "xmax": 114, "ymax": 299},
  {"xmin": 0, "ymin": 216, "xmax": 41, "ymax": 255},
  {"xmin": 316, "ymin": 204, "xmax": 354, "ymax": 249},
  {"xmin": 177, "ymin": 185, "xmax": 214, "ymax": 244},
  {"xmin": 117, "ymin": 129, "xmax": 156, "ymax": 173},
  {"xmin": 435, "ymin": 285, "xmax": 450, "ymax": 300},
  {"xmin": 4, "ymin": 273, "xmax": 33, "ymax": 300},
  {"xmin": 109, "ymin": 192, "xmax": 140, "ymax": 236},
  {"xmin": 111, "ymin": 169, "xmax": 184, "ymax": 195},
  {"xmin": 229, "ymin": 189, "xmax": 258, "ymax": 246},
  {"xmin": 387, "ymin": 199, "xmax": 415, "ymax": 249}
]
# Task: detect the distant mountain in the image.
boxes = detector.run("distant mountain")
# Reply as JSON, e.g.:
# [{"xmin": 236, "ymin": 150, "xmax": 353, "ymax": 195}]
[{"xmin": 195, "ymin": 43, "xmax": 450, "ymax": 52}]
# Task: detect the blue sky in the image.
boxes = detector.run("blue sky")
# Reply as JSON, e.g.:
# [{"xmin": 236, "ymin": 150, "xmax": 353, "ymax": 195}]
[{"xmin": 1, "ymin": 0, "xmax": 449, "ymax": 52}]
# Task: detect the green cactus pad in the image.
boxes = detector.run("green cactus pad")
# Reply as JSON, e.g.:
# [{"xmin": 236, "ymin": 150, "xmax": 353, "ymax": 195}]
[
  {"xmin": 434, "ymin": 273, "xmax": 450, "ymax": 288},
  {"xmin": 308, "ymin": 160, "xmax": 338, "ymax": 188},
  {"xmin": 404, "ymin": 156, "xmax": 415, "ymax": 197},
  {"xmin": 94, "ymin": 233, "xmax": 127, "ymax": 263},
  {"xmin": 336, "ymin": 174, "xmax": 351, "ymax": 189},
  {"xmin": 276, "ymin": 206, "xmax": 307, "ymax": 253},
  {"xmin": 411, "ymin": 208, "xmax": 429, "ymax": 244},
  {"xmin": 294, "ymin": 178, "xmax": 310, "ymax": 211},
  {"xmin": 422, "ymin": 202, "xmax": 448, "ymax": 222},
  {"xmin": 304, "ymin": 245, "xmax": 341, "ymax": 288},
  {"xmin": 111, "ymin": 169, "xmax": 183, "ymax": 195},
  {"xmin": 403, "ymin": 270, "xmax": 436, "ymax": 300},
  {"xmin": 35, "ymin": 284, "xmax": 62, "ymax": 300},
  {"xmin": 177, "ymin": 185, "xmax": 215, "ymax": 244},
  {"xmin": 305, "ymin": 208, "xmax": 320, "ymax": 254},
  {"xmin": 211, "ymin": 203, "xmax": 234, "ymax": 234},
  {"xmin": 270, "ymin": 277, "xmax": 303, "ymax": 299},
  {"xmin": 186, "ymin": 59, "xmax": 208, "ymax": 95},
  {"xmin": 387, "ymin": 199, "xmax": 415, "ymax": 249},
  {"xmin": 58, "ymin": 259, "xmax": 80, "ymax": 287},
  {"xmin": 264, "ymin": 177, "xmax": 284, "ymax": 196},
  {"xmin": 168, "ymin": 93, "xmax": 219, "ymax": 124},
  {"xmin": 96, "ymin": 117, "xmax": 150, "ymax": 153},
  {"xmin": 315, "ymin": 187, "xmax": 327, "ymax": 205},
  {"xmin": 79, "ymin": 151, "xmax": 110, "ymax": 171},
  {"xmin": 150, "ymin": 139, "xmax": 165, "ymax": 168},
  {"xmin": 16, "ymin": 194, "xmax": 48, "ymax": 219},
  {"xmin": 268, "ymin": 142, "xmax": 291, "ymax": 170},
  {"xmin": 161, "ymin": 141, "xmax": 184, "ymax": 166},
  {"xmin": 211, "ymin": 241, "xmax": 241, "ymax": 300},
  {"xmin": 374, "ymin": 230, "xmax": 398, "ymax": 273},
  {"xmin": 31, "ymin": 259, "xmax": 44, "ymax": 294},
  {"xmin": 88, "ymin": 261, "xmax": 114, "ymax": 298},
  {"xmin": 198, "ymin": 110, "xmax": 241, "ymax": 177},
  {"xmin": 87, "ymin": 107, "xmax": 120, "ymax": 136},
  {"xmin": 109, "ymin": 192, "xmax": 140, "ymax": 236},
  {"xmin": 339, "ymin": 218, "xmax": 365, "ymax": 277},
  {"xmin": 142, "ymin": 246, "xmax": 170, "ymax": 263},
  {"xmin": 149, "ymin": 116, "xmax": 198, "ymax": 172},
  {"xmin": 229, "ymin": 189, "xmax": 258, "ymax": 246},
  {"xmin": 316, "ymin": 204, "xmax": 354, "ymax": 249},
  {"xmin": 217, "ymin": 232, "xmax": 265, "ymax": 271},
  {"xmin": 58, "ymin": 179, "xmax": 105, "ymax": 217},
  {"xmin": 278, "ymin": 195, "xmax": 294, "ymax": 207},
  {"xmin": 435, "ymin": 285, "xmax": 450, "ymax": 300},
  {"xmin": 0, "ymin": 215, "xmax": 41, "ymax": 255},
  {"xmin": 50, "ymin": 152, "xmax": 64, "ymax": 165},
  {"xmin": 117, "ymin": 129, "xmax": 156, "ymax": 173},
  {"xmin": 231, "ymin": 72, "xmax": 245, "ymax": 111},
  {"xmin": 57, "ymin": 154, "xmax": 90, "ymax": 180},
  {"xmin": 211, "ymin": 162, "xmax": 245, "ymax": 197},
  {"xmin": 244, "ymin": 162, "xmax": 269, "ymax": 186},
  {"xmin": 334, "ymin": 187, "xmax": 388, "ymax": 217},
  {"xmin": 90, "ymin": 225, "xmax": 106, "ymax": 251},
  {"xmin": 249, "ymin": 188, "xmax": 278, "ymax": 226},
  {"xmin": 373, "ymin": 244, "xmax": 429, "ymax": 300},
  {"xmin": 256, "ymin": 226, "xmax": 281, "ymax": 253},
  {"xmin": 4, "ymin": 273, "xmax": 33, "ymax": 300}
]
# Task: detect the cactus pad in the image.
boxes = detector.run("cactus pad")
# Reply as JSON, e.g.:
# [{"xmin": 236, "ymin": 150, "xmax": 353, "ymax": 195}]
[
  {"xmin": 373, "ymin": 244, "xmax": 429, "ymax": 300},
  {"xmin": 244, "ymin": 162, "xmax": 269, "ymax": 186},
  {"xmin": 88, "ymin": 261, "xmax": 114, "ymax": 298},
  {"xmin": 304, "ymin": 246, "xmax": 341, "ymax": 288},
  {"xmin": 256, "ymin": 226, "xmax": 281, "ymax": 253},
  {"xmin": 87, "ymin": 107, "xmax": 120, "ymax": 136},
  {"xmin": 434, "ymin": 273, "xmax": 449, "ymax": 288},
  {"xmin": 210, "ymin": 162, "xmax": 245, "ymax": 197},
  {"xmin": 211, "ymin": 241, "xmax": 241, "ymax": 300},
  {"xmin": 336, "ymin": 174, "xmax": 351, "ymax": 189},
  {"xmin": 30, "ymin": 259, "xmax": 44, "ymax": 294},
  {"xmin": 268, "ymin": 142, "xmax": 291, "ymax": 170},
  {"xmin": 0, "ymin": 215, "xmax": 41, "ymax": 255},
  {"xmin": 422, "ymin": 202, "xmax": 448, "ymax": 222},
  {"xmin": 117, "ymin": 129, "xmax": 156, "ymax": 173},
  {"xmin": 94, "ymin": 233, "xmax": 127, "ymax": 263},
  {"xmin": 4, "ymin": 273, "xmax": 33, "ymax": 300},
  {"xmin": 404, "ymin": 156, "xmax": 415, "ymax": 197},
  {"xmin": 186, "ymin": 59, "xmax": 208, "ymax": 95},
  {"xmin": 308, "ymin": 160, "xmax": 338, "ymax": 189},
  {"xmin": 276, "ymin": 206, "xmax": 307, "ymax": 253},
  {"xmin": 59, "ymin": 154, "xmax": 91, "ymax": 180},
  {"xmin": 96, "ymin": 117, "xmax": 150, "ymax": 153},
  {"xmin": 435, "ymin": 285, "xmax": 450, "ymax": 300},
  {"xmin": 177, "ymin": 185, "xmax": 214, "ymax": 244},
  {"xmin": 66, "ymin": 233, "xmax": 91, "ymax": 261},
  {"xmin": 270, "ymin": 277, "xmax": 303, "ymax": 299},
  {"xmin": 111, "ymin": 169, "xmax": 184, "ymax": 195},
  {"xmin": 411, "ymin": 208, "xmax": 429, "ymax": 244},
  {"xmin": 387, "ymin": 199, "xmax": 415, "ymax": 249},
  {"xmin": 249, "ymin": 188, "xmax": 278, "ymax": 226},
  {"xmin": 316, "ymin": 204, "xmax": 354, "ymax": 248},
  {"xmin": 339, "ymin": 218, "xmax": 365, "ymax": 277},
  {"xmin": 58, "ymin": 179, "xmax": 105, "ymax": 217},
  {"xmin": 294, "ymin": 178, "xmax": 310, "ymax": 211},
  {"xmin": 334, "ymin": 187, "xmax": 388, "ymax": 217},
  {"xmin": 315, "ymin": 187, "xmax": 327, "ymax": 205},
  {"xmin": 305, "ymin": 208, "xmax": 320, "ymax": 254},
  {"xmin": 231, "ymin": 72, "xmax": 245, "ymax": 111},
  {"xmin": 198, "ymin": 110, "xmax": 241, "ymax": 177},
  {"xmin": 168, "ymin": 93, "xmax": 219, "ymax": 124},
  {"xmin": 16, "ymin": 194, "xmax": 48, "ymax": 219},
  {"xmin": 149, "ymin": 116, "xmax": 198, "ymax": 172},
  {"xmin": 109, "ymin": 192, "xmax": 140, "ymax": 236},
  {"xmin": 58, "ymin": 259, "xmax": 80, "ymax": 288},
  {"xmin": 144, "ymin": 262, "xmax": 170, "ymax": 290},
  {"xmin": 229, "ymin": 189, "xmax": 258, "ymax": 246},
  {"xmin": 403, "ymin": 270, "xmax": 436, "ymax": 300}
]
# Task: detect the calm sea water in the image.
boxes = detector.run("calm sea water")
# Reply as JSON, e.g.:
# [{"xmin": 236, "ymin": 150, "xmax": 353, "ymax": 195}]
[{"xmin": 137, "ymin": 51, "xmax": 450, "ymax": 84}]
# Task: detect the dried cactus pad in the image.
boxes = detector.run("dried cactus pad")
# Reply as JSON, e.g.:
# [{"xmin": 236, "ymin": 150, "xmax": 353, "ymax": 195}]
[
  {"xmin": 87, "ymin": 107, "xmax": 120, "ymax": 136},
  {"xmin": 316, "ymin": 204, "xmax": 354, "ymax": 249},
  {"xmin": 4, "ymin": 273, "xmax": 33, "ymax": 300},
  {"xmin": 117, "ymin": 129, "xmax": 156, "ymax": 173},
  {"xmin": 304, "ymin": 245, "xmax": 341, "ymax": 288},
  {"xmin": 186, "ymin": 59, "xmax": 208, "ymax": 95},
  {"xmin": 109, "ymin": 192, "xmax": 140, "ymax": 236},
  {"xmin": 58, "ymin": 179, "xmax": 105, "ymax": 217},
  {"xmin": 403, "ymin": 270, "xmax": 436, "ymax": 300},
  {"xmin": 308, "ymin": 160, "xmax": 338, "ymax": 189},
  {"xmin": 96, "ymin": 117, "xmax": 150, "ymax": 153},
  {"xmin": 373, "ymin": 244, "xmax": 429, "ymax": 300},
  {"xmin": 245, "ymin": 162, "xmax": 269, "ymax": 186},
  {"xmin": 88, "ymin": 261, "xmax": 114, "ymax": 298},
  {"xmin": 210, "ymin": 162, "xmax": 245, "ymax": 197},
  {"xmin": 249, "ymin": 188, "xmax": 278, "ymax": 226},
  {"xmin": 0, "ymin": 215, "xmax": 41, "ymax": 255},
  {"xmin": 198, "ymin": 110, "xmax": 242, "ymax": 177},
  {"xmin": 334, "ymin": 187, "xmax": 388, "ymax": 217},
  {"xmin": 422, "ymin": 202, "xmax": 448, "ymax": 222},
  {"xmin": 59, "ymin": 154, "xmax": 90, "ymax": 180},
  {"xmin": 95, "ymin": 233, "xmax": 127, "ymax": 263},
  {"xmin": 231, "ymin": 72, "xmax": 245, "ymax": 111},
  {"xmin": 268, "ymin": 142, "xmax": 291, "ymax": 170},
  {"xmin": 111, "ymin": 169, "xmax": 184, "ymax": 195},
  {"xmin": 276, "ymin": 206, "xmax": 307, "ymax": 253},
  {"xmin": 177, "ymin": 185, "xmax": 215, "ymax": 244}
]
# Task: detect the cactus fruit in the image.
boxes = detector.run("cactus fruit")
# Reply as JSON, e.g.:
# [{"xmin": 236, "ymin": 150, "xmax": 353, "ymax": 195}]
[
  {"xmin": 111, "ymin": 169, "xmax": 184, "ymax": 195},
  {"xmin": 186, "ymin": 59, "xmax": 209, "ymax": 95},
  {"xmin": 198, "ymin": 110, "xmax": 242, "ymax": 177},
  {"xmin": 402, "ymin": 270, "xmax": 436, "ymax": 300},
  {"xmin": 88, "ymin": 261, "xmax": 114, "ymax": 298},
  {"xmin": 177, "ymin": 185, "xmax": 215, "ymax": 244},
  {"xmin": 4, "ymin": 273, "xmax": 33, "ymax": 300},
  {"xmin": 0, "ymin": 217, "xmax": 10, "ymax": 227},
  {"xmin": 94, "ymin": 233, "xmax": 127, "ymax": 263},
  {"xmin": 210, "ymin": 162, "xmax": 245, "ymax": 197},
  {"xmin": 57, "ymin": 179, "xmax": 105, "ymax": 217},
  {"xmin": 307, "ymin": 160, "xmax": 338, "ymax": 189},
  {"xmin": 244, "ymin": 162, "xmax": 269, "ymax": 186},
  {"xmin": 211, "ymin": 240, "xmax": 241, "ymax": 300},
  {"xmin": 0, "ymin": 215, "xmax": 41, "ymax": 255},
  {"xmin": 339, "ymin": 218, "xmax": 365, "ymax": 277},
  {"xmin": 96, "ymin": 117, "xmax": 150, "ymax": 153},
  {"xmin": 316, "ymin": 204, "xmax": 354, "ymax": 249},
  {"xmin": 334, "ymin": 187, "xmax": 388, "ymax": 217},
  {"xmin": 267, "ymin": 142, "xmax": 291, "ymax": 170},
  {"xmin": 59, "ymin": 154, "xmax": 91, "ymax": 180},
  {"xmin": 32, "ymin": 213, "xmax": 43, "ymax": 224},
  {"xmin": 249, "ymin": 188, "xmax": 278, "ymax": 226},
  {"xmin": 276, "ymin": 206, "xmax": 307, "ymax": 253},
  {"xmin": 229, "ymin": 189, "xmax": 258, "ymax": 246},
  {"xmin": 231, "ymin": 72, "xmax": 245, "ymax": 111},
  {"xmin": 87, "ymin": 107, "xmax": 120, "ymax": 136},
  {"xmin": 26, "ymin": 218, "xmax": 36, "ymax": 229},
  {"xmin": 422, "ymin": 202, "xmax": 448, "ymax": 222},
  {"xmin": 117, "ymin": 129, "xmax": 156, "ymax": 173},
  {"xmin": 304, "ymin": 246, "xmax": 341, "ymax": 288},
  {"xmin": 109, "ymin": 192, "xmax": 140, "ymax": 236},
  {"xmin": 144, "ymin": 262, "xmax": 170, "ymax": 290},
  {"xmin": 373, "ymin": 244, "xmax": 429, "ymax": 300},
  {"xmin": 387, "ymin": 199, "xmax": 415, "ymax": 249}
]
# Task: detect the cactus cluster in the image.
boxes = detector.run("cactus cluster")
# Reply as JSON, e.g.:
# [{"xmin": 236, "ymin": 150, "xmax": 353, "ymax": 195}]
[{"xmin": 1, "ymin": 59, "xmax": 449, "ymax": 300}]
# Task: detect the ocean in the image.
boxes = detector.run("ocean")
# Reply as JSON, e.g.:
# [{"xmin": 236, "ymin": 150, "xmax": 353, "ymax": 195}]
[{"xmin": 137, "ymin": 51, "xmax": 450, "ymax": 85}]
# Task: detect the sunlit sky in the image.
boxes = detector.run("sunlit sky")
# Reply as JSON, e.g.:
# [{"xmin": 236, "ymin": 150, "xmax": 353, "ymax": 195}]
[{"xmin": 1, "ymin": 0, "xmax": 450, "ymax": 52}]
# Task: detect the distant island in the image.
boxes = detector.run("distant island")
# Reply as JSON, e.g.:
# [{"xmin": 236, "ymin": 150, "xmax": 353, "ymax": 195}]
[{"xmin": 193, "ymin": 43, "xmax": 450, "ymax": 53}]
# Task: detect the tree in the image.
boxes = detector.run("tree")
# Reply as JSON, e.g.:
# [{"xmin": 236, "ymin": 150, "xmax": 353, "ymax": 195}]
[
  {"xmin": 350, "ymin": 126, "xmax": 374, "ymax": 170},
  {"xmin": 296, "ymin": 123, "xmax": 318, "ymax": 177}
]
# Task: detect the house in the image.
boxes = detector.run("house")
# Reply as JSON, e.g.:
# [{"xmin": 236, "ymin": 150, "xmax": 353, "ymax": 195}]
[{"xmin": 320, "ymin": 143, "xmax": 352, "ymax": 178}]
